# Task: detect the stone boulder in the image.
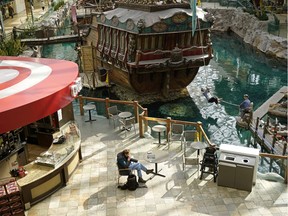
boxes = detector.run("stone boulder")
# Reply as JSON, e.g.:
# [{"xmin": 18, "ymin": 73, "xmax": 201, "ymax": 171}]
[{"xmin": 206, "ymin": 8, "xmax": 287, "ymax": 60}]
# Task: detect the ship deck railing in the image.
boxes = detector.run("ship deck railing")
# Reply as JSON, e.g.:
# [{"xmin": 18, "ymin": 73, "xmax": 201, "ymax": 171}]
[{"xmin": 129, "ymin": 54, "xmax": 210, "ymax": 67}]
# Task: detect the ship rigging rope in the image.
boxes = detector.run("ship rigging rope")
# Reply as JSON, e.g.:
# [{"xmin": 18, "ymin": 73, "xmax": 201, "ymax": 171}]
[{"xmin": 195, "ymin": 14, "xmax": 208, "ymax": 85}]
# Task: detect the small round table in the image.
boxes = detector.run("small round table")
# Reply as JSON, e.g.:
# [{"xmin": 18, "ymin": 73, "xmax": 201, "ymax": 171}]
[
  {"xmin": 118, "ymin": 112, "xmax": 132, "ymax": 119},
  {"xmin": 118, "ymin": 112, "xmax": 132, "ymax": 130},
  {"xmin": 83, "ymin": 104, "xmax": 96, "ymax": 122},
  {"xmin": 144, "ymin": 149, "xmax": 169, "ymax": 178},
  {"xmin": 191, "ymin": 141, "xmax": 207, "ymax": 156},
  {"xmin": 152, "ymin": 125, "xmax": 167, "ymax": 145}
]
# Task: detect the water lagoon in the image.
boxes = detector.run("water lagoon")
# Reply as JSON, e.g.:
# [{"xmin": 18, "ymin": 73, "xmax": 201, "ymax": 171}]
[
  {"xmin": 145, "ymin": 32, "xmax": 287, "ymax": 146},
  {"xmin": 42, "ymin": 32, "xmax": 287, "ymax": 147}
]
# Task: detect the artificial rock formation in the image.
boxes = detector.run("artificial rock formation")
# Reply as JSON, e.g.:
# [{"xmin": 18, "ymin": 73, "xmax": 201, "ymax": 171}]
[{"xmin": 206, "ymin": 8, "xmax": 287, "ymax": 60}]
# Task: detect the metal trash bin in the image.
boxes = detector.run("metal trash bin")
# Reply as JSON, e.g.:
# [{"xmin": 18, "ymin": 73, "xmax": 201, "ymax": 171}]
[
  {"xmin": 218, "ymin": 145, "xmax": 258, "ymax": 192},
  {"xmin": 219, "ymin": 144, "xmax": 259, "ymax": 184},
  {"xmin": 235, "ymin": 157, "xmax": 255, "ymax": 191},
  {"xmin": 218, "ymin": 161, "xmax": 236, "ymax": 188}
]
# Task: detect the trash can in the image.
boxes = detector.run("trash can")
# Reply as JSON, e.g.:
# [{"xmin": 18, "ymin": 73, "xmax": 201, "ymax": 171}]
[
  {"xmin": 219, "ymin": 144, "xmax": 259, "ymax": 184},
  {"xmin": 98, "ymin": 67, "xmax": 107, "ymax": 82},
  {"xmin": 218, "ymin": 145, "xmax": 258, "ymax": 192},
  {"xmin": 235, "ymin": 157, "xmax": 255, "ymax": 191},
  {"xmin": 218, "ymin": 161, "xmax": 236, "ymax": 188}
]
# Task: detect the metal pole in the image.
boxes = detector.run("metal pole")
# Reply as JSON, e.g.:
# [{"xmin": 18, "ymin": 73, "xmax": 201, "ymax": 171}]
[{"xmin": 30, "ymin": 0, "xmax": 34, "ymax": 24}]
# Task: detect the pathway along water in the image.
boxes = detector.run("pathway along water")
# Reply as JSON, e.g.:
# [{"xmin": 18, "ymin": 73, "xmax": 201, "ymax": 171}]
[{"xmin": 42, "ymin": 32, "xmax": 287, "ymax": 174}]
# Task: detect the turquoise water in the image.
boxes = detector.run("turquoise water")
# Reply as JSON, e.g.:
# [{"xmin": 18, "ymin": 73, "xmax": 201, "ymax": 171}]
[
  {"xmin": 42, "ymin": 32, "xmax": 287, "ymax": 175},
  {"xmin": 42, "ymin": 32, "xmax": 287, "ymax": 145},
  {"xmin": 43, "ymin": 34, "xmax": 287, "ymax": 145},
  {"xmin": 145, "ymin": 32, "xmax": 287, "ymax": 146}
]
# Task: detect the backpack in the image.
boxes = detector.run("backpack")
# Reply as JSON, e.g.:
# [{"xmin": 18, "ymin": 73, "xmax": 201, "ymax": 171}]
[{"xmin": 126, "ymin": 174, "xmax": 139, "ymax": 191}]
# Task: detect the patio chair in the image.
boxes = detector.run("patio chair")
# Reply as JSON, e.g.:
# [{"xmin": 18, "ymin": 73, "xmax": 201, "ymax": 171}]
[
  {"xmin": 119, "ymin": 116, "xmax": 136, "ymax": 137},
  {"xmin": 182, "ymin": 130, "xmax": 199, "ymax": 172},
  {"xmin": 168, "ymin": 123, "xmax": 184, "ymax": 149},
  {"xmin": 108, "ymin": 105, "xmax": 121, "ymax": 128},
  {"xmin": 116, "ymin": 163, "xmax": 135, "ymax": 185},
  {"xmin": 181, "ymin": 130, "xmax": 198, "ymax": 149}
]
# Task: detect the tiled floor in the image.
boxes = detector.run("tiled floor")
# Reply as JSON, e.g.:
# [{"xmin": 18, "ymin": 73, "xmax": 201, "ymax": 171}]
[
  {"xmin": 4, "ymin": 3, "xmax": 287, "ymax": 216},
  {"xmin": 25, "ymin": 104, "xmax": 288, "ymax": 216}
]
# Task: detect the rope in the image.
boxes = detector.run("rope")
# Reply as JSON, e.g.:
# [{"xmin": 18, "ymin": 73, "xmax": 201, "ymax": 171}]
[{"xmin": 221, "ymin": 100, "xmax": 239, "ymax": 107}]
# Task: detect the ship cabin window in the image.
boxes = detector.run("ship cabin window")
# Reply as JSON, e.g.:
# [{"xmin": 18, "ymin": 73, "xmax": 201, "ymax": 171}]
[
  {"xmin": 137, "ymin": 37, "xmax": 142, "ymax": 50},
  {"xmin": 179, "ymin": 33, "xmax": 185, "ymax": 48},
  {"xmin": 99, "ymin": 26, "xmax": 104, "ymax": 44},
  {"xmin": 112, "ymin": 29, "xmax": 117, "ymax": 50},
  {"xmin": 143, "ymin": 36, "xmax": 149, "ymax": 50},
  {"xmin": 119, "ymin": 31, "xmax": 125, "ymax": 53},
  {"xmin": 186, "ymin": 32, "xmax": 192, "ymax": 47},
  {"xmin": 105, "ymin": 28, "xmax": 111, "ymax": 47},
  {"xmin": 151, "ymin": 36, "xmax": 156, "ymax": 50},
  {"xmin": 157, "ymin": 35, "xmax": 163, "ymax": 49},
  {"xmin": 192, "ymin": 32, "xmax": 199, "ymax": 46},
  {"xmin": 99, "ymin": 26, "xmax": 105, "ymax": 43},
  {"xmin": 164, "ymin": 34, "xmax": 177, "ymax": 50}
]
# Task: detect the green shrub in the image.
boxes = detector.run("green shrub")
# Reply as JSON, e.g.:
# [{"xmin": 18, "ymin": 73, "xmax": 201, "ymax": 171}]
[{"xmin": 0, "ymin": 38, "xmax": 24, "ymax": 56}]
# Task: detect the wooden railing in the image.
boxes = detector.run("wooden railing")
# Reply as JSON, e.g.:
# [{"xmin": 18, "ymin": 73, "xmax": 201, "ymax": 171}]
[
  {"xmin": 77, "ymin": 95, "xmax": 287, "ymax": 183},
  {"xmin": 77, "ymin": 96, "xmax": 213, "ymax": 146}
]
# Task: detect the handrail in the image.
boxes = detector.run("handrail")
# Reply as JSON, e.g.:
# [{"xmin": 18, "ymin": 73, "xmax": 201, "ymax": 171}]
[
  {"xmin": 77, "ymin": 95, "xmax": 287, "ymax": 183},
  {"xmin": 78, "ymin": 95, "xmax": 214, "ymax": 145}
]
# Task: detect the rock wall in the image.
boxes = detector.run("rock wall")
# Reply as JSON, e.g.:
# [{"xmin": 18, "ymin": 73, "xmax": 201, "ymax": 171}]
[{"xmin": 206, "ymin": 8, "xmax": 287, "ymax": 60}]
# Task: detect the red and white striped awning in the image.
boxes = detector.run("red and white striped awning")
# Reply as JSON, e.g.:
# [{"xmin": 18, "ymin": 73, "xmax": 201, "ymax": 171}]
[{"xmin": 0, "ymin": 56, "xmax": 79, "ymax": 134}]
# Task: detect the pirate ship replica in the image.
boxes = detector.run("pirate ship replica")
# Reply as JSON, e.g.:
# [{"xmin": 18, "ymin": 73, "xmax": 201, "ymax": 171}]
[{"xmin": 82, "ymin": 0, "xmax": 214, "ymax": 97}]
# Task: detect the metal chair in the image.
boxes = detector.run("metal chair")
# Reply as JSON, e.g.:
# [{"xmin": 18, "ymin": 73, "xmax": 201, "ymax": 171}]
[
  {"xmin": 117, "ymin": 163, "xmax": 133, "ymax": 185},
  {"xmin": 108, "ymin": 105, "xmax": 121, "ymax": 128},
  {"xmin": 168, "ymin": 123, "xmax": 184, "ymax": 149},
  {"xmin": 181, "ymin": 130, "xmax": 198, "ymax": 149},
  {"xmin": 119, "ymin": 116, "xmax": 136, "ymax": 137},
  {"xmin": 182, "ymin": 130, "xmax": 199, "ymax": 172}
]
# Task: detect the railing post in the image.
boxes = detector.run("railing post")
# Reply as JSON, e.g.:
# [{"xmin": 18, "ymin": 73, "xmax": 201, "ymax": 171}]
[
  {"xmin": 283, "ymin": 142, "xmax": 287, "ymax": 156},
  {"xmin": 79, "ymin": 95, "xmax": 84, "ymax": 116},
  {"xmin": 139, "ymin": 114, "xmax": 143, "ymax": 138},
  {"xmin": 143, "ymin": 108, "xmax": 148, "ymax": 133},
  {"xmin": 254, "ymin": 117, "xmax": 260, "ymax": 148},
  {"xmin": 166, "ymin": 117, "xmax": 171, "ymax": 143},
  {"xmin": 197, "ymin": 121, "xmax": 203, "ymax": 142},
  {"xmin": 105, "ymin": 97, "xmax": 110, "ymax": 119},
  {"xmin": 133, "ymin": 101, "xmax": 139, "ymax": 123}
]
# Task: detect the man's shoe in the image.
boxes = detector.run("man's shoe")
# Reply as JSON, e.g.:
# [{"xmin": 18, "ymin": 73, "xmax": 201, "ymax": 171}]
[
  {"xmin": 146, "ymin": 169, "xmax": 154, "ymax": 175},
  {"xmin": 138, "ymin": 177, "xmax": 147, "ymax": 183}
]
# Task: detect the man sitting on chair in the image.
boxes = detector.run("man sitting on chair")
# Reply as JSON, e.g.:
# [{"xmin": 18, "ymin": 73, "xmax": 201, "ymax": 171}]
[{"xmin": 117, "ymin": 149, "xmax": 153, "ymax": 183}]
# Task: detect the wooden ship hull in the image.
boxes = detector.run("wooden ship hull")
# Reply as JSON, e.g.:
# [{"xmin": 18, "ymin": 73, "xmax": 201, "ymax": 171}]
[{"xmin": 82, "ymin": 1, "xmax": 214, "ymax": 97}]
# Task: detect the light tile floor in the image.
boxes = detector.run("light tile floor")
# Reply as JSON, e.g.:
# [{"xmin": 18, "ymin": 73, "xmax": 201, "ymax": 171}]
[
  {"xmin": 4, "ymin": 3, "xmax": 287, "ymax": 216},
  {"xmin": 25, "ymin": 104, "xmax": 288, "ymax": 216}
]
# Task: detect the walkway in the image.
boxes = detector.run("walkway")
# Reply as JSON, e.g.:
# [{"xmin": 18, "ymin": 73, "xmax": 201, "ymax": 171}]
[{"xmin": 25, "ymin": 102, "xmax": 288, "ymax": 216}]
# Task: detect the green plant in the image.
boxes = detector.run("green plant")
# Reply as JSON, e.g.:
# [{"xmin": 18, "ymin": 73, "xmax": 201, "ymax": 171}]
[
  {"xmin": 0, "ymin": 38, "xmax": 24, "ymax": 56},
  {"xmin": 53, "ymin": 0, "xmax": 65, "ymax": 11}
]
